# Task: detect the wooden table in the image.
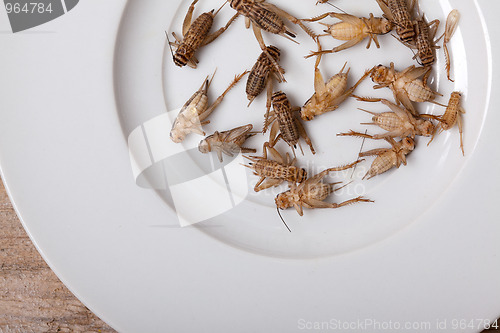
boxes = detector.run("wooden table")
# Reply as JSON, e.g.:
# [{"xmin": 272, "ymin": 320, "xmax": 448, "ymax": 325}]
[{"xmin": 0, "ymin": 178, "xmax": 115, "ymax": 332}]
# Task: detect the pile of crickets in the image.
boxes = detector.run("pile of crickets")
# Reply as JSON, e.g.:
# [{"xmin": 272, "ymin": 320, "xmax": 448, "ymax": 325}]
[{"xmin": 167, "ymin": 0, "xmax": 464, "ymax": 227}]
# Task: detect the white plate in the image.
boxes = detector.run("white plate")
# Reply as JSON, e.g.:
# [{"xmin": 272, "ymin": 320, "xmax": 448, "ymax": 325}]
[
  {"xmin": 119, "ymin": 0, "xmax": 485, "ymax": 259},
  {"xmin": 1, "ymin": 0, "xmax": 500, "ymax": 332}
]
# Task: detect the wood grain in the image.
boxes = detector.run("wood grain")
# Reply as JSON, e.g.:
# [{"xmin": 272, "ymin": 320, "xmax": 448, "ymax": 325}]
[{"xmin": 0, "ymin": 178, "xmax": 116, "ymax": 333}]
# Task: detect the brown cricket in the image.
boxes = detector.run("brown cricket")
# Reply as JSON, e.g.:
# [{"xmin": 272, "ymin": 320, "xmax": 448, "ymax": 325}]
[
  {"xmin": 167, "ymin": 0, "xmax": 239, "ymax": 68},
  {"xmin": 400, "ymin": 15, "xmax": 440, "ymax": 67},
  {"xmin": 338, "ymin": 98, "xmax": 434, "ymax": 139},
  {"xmin": 243, "ymin": 142, "xmax": 307, "ymax": 192},
  {"xmin": 229, "ymin": 0, "xmax": 316, "ymax": 80},
  {"xmin": 198, "ymin": 124, "xmax": 257, "ymax": 162},
  {"xmin": 246, "ymin": 45, "xmax": 284, "ymax": 121},
  {"xmin": 347, "ymin": 134, "xmax": 415, "ymax": 179},
  {"xmin": 376, "ymin": 0, "xmax": 416, "ymax": 43},
  {"xmin": 301, "ymin": 43, "xmax": 370, "ymax": 121},
  {"xmin": 170, "ymin": 70, "xmax": 247, "ymax": 143},
  {"xmin": 424, "ymin": 91, "xmax": 465, "ymax": 155},
  {"xmin": 368, "ymin": 62, "xmax": 442, "ymax": 115},
  {"xmin": 303, "ymin": 12, "xmax": 393, "ymax": 55},
  {"xmin": 314, "ymin": 0, "xmax": 344, "ymax": 9},
  {"xmin": 274, "ymin": 160, "xmax": 373, "ymax": 216},
  {"xmin": 413, "ymin": 17, "xmax": 440, "ymax": 67},
  {"xmin": 266, "ymin": 91, "xmax": 315, "ymax": 155}
]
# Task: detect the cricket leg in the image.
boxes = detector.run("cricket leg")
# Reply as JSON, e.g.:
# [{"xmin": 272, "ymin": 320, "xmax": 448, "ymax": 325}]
[
  {"xmin": 240, "ymin": 147, "xmax": 257, "ymax": 154},
  {"xmin": 263, "ymin": 3, "xmax": 317, "ymax": 39},
  {"xmin": 264, "ymin": 142, "xmax": 286, "ymax": 164},
  {"xmin": 444, "ymin": 43, "xmax": 454, "ymax": 82},
  {"xmin": 293, "ymin": 203, "xmax": 304, "ymax": 216},
  {"xmin": 332, "ymin": 35, "xmax": 365, "ymax": 53},
  {"xmin": 252, "ymin": 24, "xmax": 287, "ymax": 82},
  {"xmin": 325, "ymin": 159, "xmax": 364, "ymax": 173},
  {"xmin": 353, "ymin": 95, "xmax": 383, "ymax": 103},
  {"xmin": 359, "ymin": 148, "xmax": 388, "ymax": 157},
  {"xmin": 203, "ymin": 70, "xmax": 248, "ymax": 118},
  {"xmin": 331, "ymin": 196, "xmax": 374, "ymax": 208},
  {"xmin": 295, "ymin": 119, "xmax": 315, "ymax": 154},
  {"xmin": 255, "ymin": 178, "xmax": 283, "ymax": 192},
  {"xmin": 182, "ymin": 0, "xmax": 199, "ymax": 36},
  {"xmin": 300, "ymin": 12, "xmax": 334, "ymax": 22},
  {"xmin": 426, "ymin": 124, "xmax": 440, "ymax": 146},
  {"xmin": 253, "ymin": 176, "xmax": 266, "ymax": 192},
  {"xmin": 202, "ymin": 13, "xmax": 240, "ymax": 45},
  {"xmin": 268, "ymin": 121, "xmax": 282, "ymax": 148},
  {"xmin": 312, "ymin": 46, "xmax": 327, "ymax": 96},
  {"xmin": 337, "ymin": 130, "xmax": 377, "ymax": 140},
  {"xmin": 457, "ymin": 109, "xmax": 464, "ymax": 155},
  {"xmin": 263, "ymin": 79, "xmax": 273, "ymax": 133}
]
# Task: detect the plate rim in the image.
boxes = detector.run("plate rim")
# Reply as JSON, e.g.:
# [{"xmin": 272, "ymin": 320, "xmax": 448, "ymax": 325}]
[{"xmin": 1, "ymin": 0, "xmax": 500, "ymax": 331}]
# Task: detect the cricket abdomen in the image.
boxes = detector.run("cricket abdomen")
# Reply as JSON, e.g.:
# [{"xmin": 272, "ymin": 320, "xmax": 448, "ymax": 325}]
[{"xmin": 174, "ymin": 12, "xmax": 213, "ymax": 67}]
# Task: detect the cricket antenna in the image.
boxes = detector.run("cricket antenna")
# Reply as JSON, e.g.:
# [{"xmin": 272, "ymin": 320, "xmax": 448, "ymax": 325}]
[
  {"xmin": 351, "ymin": 130, "xmax": 367, "ymax": 179},
  {"xmin": 326, "ymin": 1, "xmax": 347, "ymax": 14},
  {"xmin": 207, "ymin": 67, "xmax": 218, "ymax": 89},
  {"xmin": 165, "ymin": 31, "xmax": 175, "ymax": 60},
  {"xmin": 214, "ymin": 0, "xmax": 228, "ymax": 16},
  {"xmin": 277, "ymin": 206, "xmax": 291, "ymax": 232}
]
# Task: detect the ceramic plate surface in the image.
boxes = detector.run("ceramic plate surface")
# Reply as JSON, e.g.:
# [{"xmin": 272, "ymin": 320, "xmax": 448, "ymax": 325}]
[{"xmin": 1, "ymin": 0, "xmax": 500, "ymax": 332}]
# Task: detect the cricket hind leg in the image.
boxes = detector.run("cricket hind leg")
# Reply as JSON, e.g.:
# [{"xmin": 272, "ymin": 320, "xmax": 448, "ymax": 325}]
[
  {"xmin": 303, "ymin": 196, "xmax": 373, "ymax": 209},
  {"xmin": 202, "ymin": 13, "xmax": 240, "ymax": 46},
  {"xmin": 306, "ymin": 35, "xmax": 365, "ymax": 58},
  {"xmin": 325, "ymin": 159, "xmax": 364, "ymax": 173},
  {"xmin": 264, "ymin": 142, "xmax": 286, "ymax": 164},
  {"xmin": 267, "ymin": 121, "xmax": 282, "ymax": 148},
  {"xmin": 240, "ymin": 147, "xmax": 257, "ymax": 154},
  {"xmin": 395, "ymin": 91, "xmax": 418, "ymax": 116},
  {"xmin": 202, "ymin": 70, "xmax": 248, "ymax": 119},
  {"xmin": 255, "ymin": 178, "xmax": 283, "ymax": 192},
  {"xmin": 252, "ymin": 24, "xmax": 287, "ymax": 82},
  {"xmin": 444, "ymin": 44, "xmax": 454, "ymax": 82},
  {"xmin": 186, "ymin": 55, "xmax": 199, "ymax": 69},
  {"xmin": 332, "ymin": 35, "xmax": 366, "ymax": 53},
  {"xmin": 263, "ymin": 79, "xmax": 274, "ymax": 133},
  {"xmin": 330, "ymin": 196, "xmax": 374, "ymax": 208},
  {"xmin": 262, "ymin": 2, "xmax": 317, "ymax": 40},
  {"xmin": 295, "ymin": 119, "xmax": 315, "ymax": 154},
  {"xmin": 326, "ymin": 69, "xmax": 371, "ymax": 110},
  {"xmin": 182, "ymin": 0, "xmax": 199, "ymax": 36},
  {"xmin": 300, "ymin": 12, "xmax": 334, "ymax": 23},
  {"xmin": 421, "ymin": 71, "xmax": 444, "ymax": 99},
  {"xmin": 457, "ymin": 109, "xmax": 465, "ymax": 155},
  {"xmin": 337, "ymin": 130, "xmax": 376, "ymax": 140},
  {"xmin": 305, "ymin": 160, "xmax": 363, "ymax": 188},
  {"xmin": 353, "ymin": 95, "xmax": 384, "ymax": 103},
  {"xmin": 359, "ymin": 148, "xmax": 388, "ymax": 157}
]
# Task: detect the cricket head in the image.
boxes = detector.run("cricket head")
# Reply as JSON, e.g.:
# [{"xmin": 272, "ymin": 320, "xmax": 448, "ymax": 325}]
[
  {"xmin": 450, "ymin": 91, "xmax": 462, "ymax": 101},
  {"xmin": 380, "ymin": 18, "xmax": 393, "ymax": 34},
  {"xmin": 170, "ymin": 128, "xmax": 187, "ymax": 143},
  {"xmin": 229, "ymin": 0, "xmax": 242, "ymax": 10},
  {"xmin": 172, "ymin": 44, "xmax": 194, "ymax": 68},
  {"xmin": 275, "ymin": 191, "xmax": 294, "ymax": 210},
  {"xmin": 416, "ymin": 119, "xmax": 435, "ymax": 137},
  {"xmin": 370, "ymin": 64, "xmax": 391, "ymax": 84},
  {"xmin": 300, "ymin": 104, "xmax": 316, "ymax": 121},
  {"xmin": 266, "ymin": 45, "xmax": 281, "ymax": 62},
  {"xmin": 198, "ymin": 139, "xmax": 211, "ymax": 153},
  {"xmin": 402, "ymin": 137, "xmax": 415, "ymax": 151},
  {"xmin": 294, "ymin": 167, "xmax": 308, "ymax": 183}
]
